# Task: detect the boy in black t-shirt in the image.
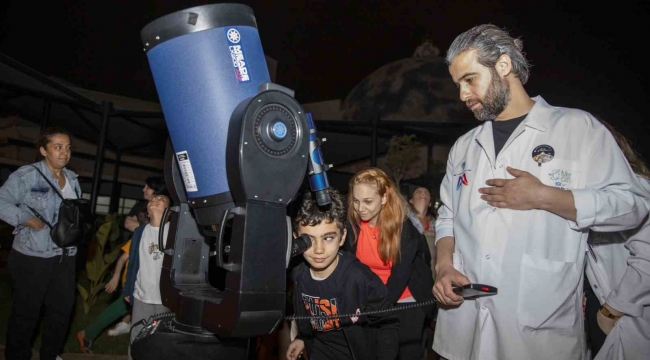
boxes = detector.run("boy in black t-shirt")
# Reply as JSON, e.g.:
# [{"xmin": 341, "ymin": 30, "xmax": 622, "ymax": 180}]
[{"xmin": 286, "ymin": 189, "xmax": 398, "ymax": 360}]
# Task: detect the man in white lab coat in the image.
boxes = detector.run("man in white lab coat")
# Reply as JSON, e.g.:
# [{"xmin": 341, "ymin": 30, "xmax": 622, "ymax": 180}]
[{"xmin": 432, "ymin": 24, "xmax": 650, "ymax": 360}]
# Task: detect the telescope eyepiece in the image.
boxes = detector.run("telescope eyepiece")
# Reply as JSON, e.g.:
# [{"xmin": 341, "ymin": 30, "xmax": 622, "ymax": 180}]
[
  {"xmin": 291, "ymin": 234, "xmax": 312, "ymax": 258},
  {"xmin": 315, "ymin": 190, "xmax": 332, "ymax": 207}
]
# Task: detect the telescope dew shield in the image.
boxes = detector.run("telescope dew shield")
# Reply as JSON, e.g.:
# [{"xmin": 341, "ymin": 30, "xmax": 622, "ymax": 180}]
[{"xmin": 142, "ymin": 3, "xmax": 271, "ymax": 222}]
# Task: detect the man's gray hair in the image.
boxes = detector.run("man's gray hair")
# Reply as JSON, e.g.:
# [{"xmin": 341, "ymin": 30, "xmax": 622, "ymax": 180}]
[{"xmin": 446, "ymin": 24, "xmax": 531, "ymax": 84}]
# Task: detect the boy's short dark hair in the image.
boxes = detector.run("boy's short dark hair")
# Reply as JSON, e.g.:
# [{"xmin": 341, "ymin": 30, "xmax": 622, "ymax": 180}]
[{"xmin": 293, "ymin": 188, "xmax": 346, "ymax": 232}]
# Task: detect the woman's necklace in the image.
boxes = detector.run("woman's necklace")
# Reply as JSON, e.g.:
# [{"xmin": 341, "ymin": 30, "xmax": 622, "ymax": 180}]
[
  {"xmin": 363, "ymin": 221, "xmax": 379, "ymax": 239},
  {"xmin": 371, "ymin": 225, "xmax": 378, "ymax": 239}
]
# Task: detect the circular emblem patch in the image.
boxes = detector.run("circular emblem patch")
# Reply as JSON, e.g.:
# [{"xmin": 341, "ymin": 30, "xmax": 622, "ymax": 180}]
[{"xmin": 532, "ymin": 144, "xmax": 554, "ymax": 166}]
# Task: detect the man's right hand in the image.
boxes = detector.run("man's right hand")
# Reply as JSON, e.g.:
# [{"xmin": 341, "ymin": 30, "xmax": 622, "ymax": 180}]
[
  {"xmin": 23, "ymin": 217, "xmax": 46, "ymax": 230},
  {"xmin": 433, "ymin": 263, "xmax": 470, "ymax": 306}
]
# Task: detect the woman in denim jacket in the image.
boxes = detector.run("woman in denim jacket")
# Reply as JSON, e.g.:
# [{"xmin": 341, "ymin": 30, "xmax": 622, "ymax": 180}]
[{"xmin": 0, "ymin": 127, "xmax": 82, "ymax": 360}]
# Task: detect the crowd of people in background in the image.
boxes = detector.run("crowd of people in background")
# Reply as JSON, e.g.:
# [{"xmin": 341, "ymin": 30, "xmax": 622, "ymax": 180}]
[{"xmin": 1, "ymin": 23, "xmax": 649, "ymax": 360}]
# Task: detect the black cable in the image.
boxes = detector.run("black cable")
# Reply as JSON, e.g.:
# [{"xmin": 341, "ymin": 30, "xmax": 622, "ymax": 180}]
[
  {"xmin": 130, "ymin": 298, "xmax": 438, "ymax": 336},
  {"xmin": 146, "ymin": 310, "xmax": 176, "ymax": 325},
  {"xmin": 284, "ymin": 298, "xmax": 438, "ymax": 321},
  {"xmin": 132, "ymin": 311, "xmax": 176, "ymax": 340}
]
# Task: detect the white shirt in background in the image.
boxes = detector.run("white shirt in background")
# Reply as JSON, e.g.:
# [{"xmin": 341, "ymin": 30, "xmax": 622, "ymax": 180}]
[{"xmin": 134, "ymin": 222, "xmax": 169, "ymax": 304}]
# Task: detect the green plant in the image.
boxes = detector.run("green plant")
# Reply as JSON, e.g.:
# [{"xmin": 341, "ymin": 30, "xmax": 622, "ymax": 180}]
[{"xmin": 77, "ymin": 213, "xmax": 121, "ymax": 314}]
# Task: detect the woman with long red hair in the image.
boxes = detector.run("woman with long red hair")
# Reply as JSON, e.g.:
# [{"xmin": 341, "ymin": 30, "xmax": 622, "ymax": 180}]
[{"xmin": 344, "ymin": 168, "xmax": 434, "ymax": 359}]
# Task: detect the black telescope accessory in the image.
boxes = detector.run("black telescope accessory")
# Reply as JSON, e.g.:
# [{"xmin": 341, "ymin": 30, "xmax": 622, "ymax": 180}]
[
  {"xmin": 452, "ymin": 283, "xmax": 498, "ymax": 298},
  {"xmin": 158, "ymin": 205, "xmax": 180, "ymax": 256},
  {"xmin": 214, "ymin": 206, "xmax": 244, "ymax": 272},
  {"xmin": 291, "ymin": 234, "xmax": 312, "ymax": 258}
]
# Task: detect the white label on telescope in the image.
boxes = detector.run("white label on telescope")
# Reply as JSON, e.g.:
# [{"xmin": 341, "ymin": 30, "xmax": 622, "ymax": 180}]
[
  {"xmin": 175, "ymin": 151, "xmax": 198, "ymax": 192},
  {"xmin": 225, "ymin": 27, "xmax": 251, "ymax": 83}
]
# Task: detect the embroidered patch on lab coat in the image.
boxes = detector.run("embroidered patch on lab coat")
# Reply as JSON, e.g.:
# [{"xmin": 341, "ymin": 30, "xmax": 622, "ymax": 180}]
[
  {"xmin": 540, "ymin": 159, "xmax": 580, "ymax": 190},
  {"xmin": 532, "ymin": 145, "xmax": 555, "ymax": 166},
  {"xmin": 455, "ymin": 162, "xmax": 471, "ymax": 190}
]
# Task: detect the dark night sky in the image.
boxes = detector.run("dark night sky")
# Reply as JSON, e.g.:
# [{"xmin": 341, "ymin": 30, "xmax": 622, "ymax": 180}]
[{"xmin": 1, "ymin": 0, "xmax": 649, "ymax": 156}]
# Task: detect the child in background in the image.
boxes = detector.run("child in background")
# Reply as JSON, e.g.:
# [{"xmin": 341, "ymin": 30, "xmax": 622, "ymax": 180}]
[{"xmin": 122, "ymin": 194, "xmax": 171, "ymax": 355}]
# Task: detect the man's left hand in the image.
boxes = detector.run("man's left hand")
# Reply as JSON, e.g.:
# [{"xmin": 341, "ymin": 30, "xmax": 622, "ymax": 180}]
[
  {"xmin": 597, "ymin": 303, "xmax": 623, "ymax": 335},
  {"xmin": 479, "ymin": 167, "xmax": 545, "ymax": 210},
  {"xmin": 597, "ymin": 310, "xmax": 617, "ymax": 335}
]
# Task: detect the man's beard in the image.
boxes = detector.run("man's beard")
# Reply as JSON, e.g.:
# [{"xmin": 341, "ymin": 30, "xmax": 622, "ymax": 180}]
[{"xmin": 467, "ymin": 70, "xmax": 510, "ymax": 121}]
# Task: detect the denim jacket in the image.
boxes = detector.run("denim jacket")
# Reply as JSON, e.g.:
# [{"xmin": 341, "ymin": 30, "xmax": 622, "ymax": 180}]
[
  {"xmin": 122, "ymin": 224, "xmax": 145, "ymax": 302},
  {"xmin": 0, "ymin": 161, "xmax": 81, "ymax": 258}
]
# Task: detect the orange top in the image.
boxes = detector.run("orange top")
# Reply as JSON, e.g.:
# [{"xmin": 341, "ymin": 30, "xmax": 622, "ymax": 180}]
[{"xmin": 355, "ymin": 221, "xmax": 412, "ymax": 300}]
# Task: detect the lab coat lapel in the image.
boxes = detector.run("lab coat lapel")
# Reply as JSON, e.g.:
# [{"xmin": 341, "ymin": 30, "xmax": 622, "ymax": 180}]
[{"xmin": 475, "ymin": 121, "xmax": 496, "ymax": 168}]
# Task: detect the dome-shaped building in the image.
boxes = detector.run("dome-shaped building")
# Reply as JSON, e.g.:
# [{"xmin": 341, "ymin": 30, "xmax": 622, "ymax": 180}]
[{"xmin": 341, "ymin": 42, "xmax": 473, "ymax": 123}]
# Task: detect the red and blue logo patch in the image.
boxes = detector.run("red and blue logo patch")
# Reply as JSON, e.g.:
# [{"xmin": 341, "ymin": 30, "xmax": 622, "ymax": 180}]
[
  {"xmin": 456, "ymin": 173, "xmax": 469, "ymax": 190},
  {"xmin": 455, "ymin": 162, "xmax": 471, "ymax": 190}
]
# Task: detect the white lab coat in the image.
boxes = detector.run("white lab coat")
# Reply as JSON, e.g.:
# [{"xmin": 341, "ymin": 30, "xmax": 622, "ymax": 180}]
[
  {"xmin": 433, "ymin": 97, "xmax": 649, "ymax": 360},
  {"xmin": 585, "ymin": 176, "xmax": 650, "ymax": 360}
]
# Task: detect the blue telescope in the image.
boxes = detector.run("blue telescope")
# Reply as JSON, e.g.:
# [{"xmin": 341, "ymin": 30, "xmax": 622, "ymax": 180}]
[{"xmin": 134, "ymin": 3, "xmax": 332, "ymax": 356}]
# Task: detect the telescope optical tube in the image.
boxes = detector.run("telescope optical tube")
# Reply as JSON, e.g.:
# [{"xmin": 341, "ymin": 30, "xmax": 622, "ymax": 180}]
[{"xmin": 141, "ymin": 4, "xmax": 271, "ymax": 224}]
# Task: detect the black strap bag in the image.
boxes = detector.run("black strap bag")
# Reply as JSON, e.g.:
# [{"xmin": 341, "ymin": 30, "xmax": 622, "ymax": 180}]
[{"xmin": 27, "ymin": 165, "xmax": 95, "ymax": 248}]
